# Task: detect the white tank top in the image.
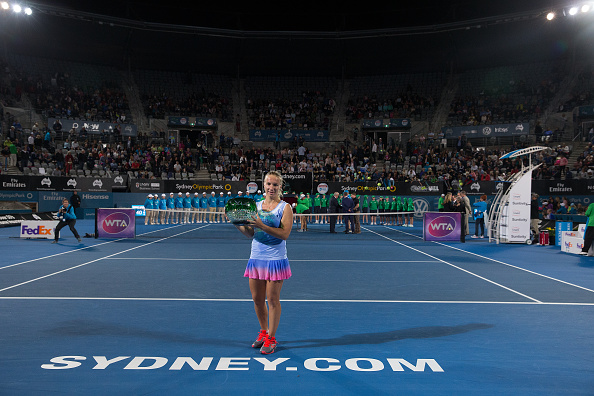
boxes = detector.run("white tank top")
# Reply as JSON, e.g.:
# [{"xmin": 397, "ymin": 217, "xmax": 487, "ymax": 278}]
[{"xmin": 250, "ymin": 200, "xmax": 288, "ymax": 260}]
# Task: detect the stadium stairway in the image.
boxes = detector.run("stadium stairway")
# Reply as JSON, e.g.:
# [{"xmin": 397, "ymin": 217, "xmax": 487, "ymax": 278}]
[{"xmin": 1, "ymin": 165, "xmax": 22, "ymax": 176}]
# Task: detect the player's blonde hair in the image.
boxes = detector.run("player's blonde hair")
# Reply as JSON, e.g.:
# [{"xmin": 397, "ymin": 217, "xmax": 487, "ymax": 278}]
[{"xmin": 264, "ymin": 171, "xmax": 284, "ymax": 198}]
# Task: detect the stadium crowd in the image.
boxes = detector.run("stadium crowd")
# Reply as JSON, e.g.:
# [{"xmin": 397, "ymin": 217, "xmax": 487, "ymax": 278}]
[
  {"xmin": 1, "ymin": 60, "xmax": 130, "ymax": 124},
  {"xmin": 246, "ymin": 89, "xmax": 335, "ymax": 130},
  {"xmin": 2, "ymin": 54, "xmax": 592, "ymax": 187},
  {"xmin": 1, "ymin": 119, "xmax": 588, "ymax": 187},
  {"xmin": 143, "ymin": 92, "xmax": 233, "ymax": 121},
  {"xmin": 345, "ymin": 89, "xmax": 436, "ymax": 123}
]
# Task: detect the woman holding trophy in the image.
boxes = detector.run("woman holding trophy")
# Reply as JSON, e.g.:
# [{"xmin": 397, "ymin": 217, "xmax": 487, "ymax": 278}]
[{"xmin": 227, "ymin": 171, "xmax": 293, "ymax": 355}]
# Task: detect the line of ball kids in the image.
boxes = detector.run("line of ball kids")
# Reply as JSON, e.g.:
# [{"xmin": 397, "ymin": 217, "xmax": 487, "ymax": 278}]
[
  {"xmin": 144, "ymin": 191, "xmax": 414, "ymax": 226},
  {"xmin": 143, "ymin": 190, "xmax": 266, "ymax": 225},
  {"xmin": 294, "ymin": 192, "xmax": 415, "ymax": 226}
]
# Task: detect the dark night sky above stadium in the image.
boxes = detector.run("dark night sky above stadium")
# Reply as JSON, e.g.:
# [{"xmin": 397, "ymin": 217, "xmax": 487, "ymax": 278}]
[
  {"xmin": 12, "ymin": 0, "xmax": 584, "ymax": 76},
  {"xmin": 35, "ymin": 0, "xmax": 570, "ymax": 32}
]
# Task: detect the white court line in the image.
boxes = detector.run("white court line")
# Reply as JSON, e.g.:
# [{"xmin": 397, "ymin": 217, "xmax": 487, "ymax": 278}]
[
  {"xmin": 0, "ymin": 225, "xmax": 209, "ymax": 293},
  {"xmin": 0, "ymin": 223, "xmax": 189, "ymax": 271},
  {"xmin": 1, "ymin": 296, "xmax": 593, "ymax": 306},
  {"xmin": 362, "ymin": 226, "xmax": 542, "ymax": 303},
  {"xmin": 106, "ymin": 258, "xmax": 439, "ymax": 263},
  {"xmin": 384, "ymin": 226, "xmax": 594, "ymax": 295}
]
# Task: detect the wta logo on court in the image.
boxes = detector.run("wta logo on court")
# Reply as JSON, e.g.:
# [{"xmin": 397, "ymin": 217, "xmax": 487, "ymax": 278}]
[
  {"xmin": 101, "ymin": 212, "xmax": 131, "ymax": 234},
  {"xmin": 96, "ymin": 208, "xmax": 136, "ymax": 239},
  {"xmin": 427, "ymin": 215, "xmax": 457, "ymax": 238}
]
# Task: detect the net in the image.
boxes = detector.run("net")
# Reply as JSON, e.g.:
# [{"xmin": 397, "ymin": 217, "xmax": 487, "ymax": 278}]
[{"xmin": 133, "ymin": 208, "xmax": 421, "ymax": 239}]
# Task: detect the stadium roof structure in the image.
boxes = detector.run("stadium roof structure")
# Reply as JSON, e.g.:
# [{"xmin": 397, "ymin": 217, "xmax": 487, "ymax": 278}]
[
  {"xmin": 29, "ymin": 0, "xmax": 572, "ymax": 33},
  {"xmin": 1, "ymin": 0, "xmax": 590, "ymax": 76},
  {"xmin": 499, "ymin": 146, "xmax": 550, "ymax": 160}
]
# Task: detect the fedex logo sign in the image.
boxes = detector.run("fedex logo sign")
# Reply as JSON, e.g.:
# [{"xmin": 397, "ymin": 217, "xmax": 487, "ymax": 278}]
[
  {"xmin": 20, "ymin": 221, "xmax": 59, "ymax": 239},
  {"xmin": 22, "ymin": 224, "xmax": 53, "ymax": 235}
]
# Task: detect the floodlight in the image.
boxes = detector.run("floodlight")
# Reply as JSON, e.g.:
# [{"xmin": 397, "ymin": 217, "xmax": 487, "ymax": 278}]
[
  {"xmin": 0, "ymin": 2, "xmax": 9, "ymax": 10},
  {"xmin": 581, "ymin": 4, "xmax": 591, "ymax": 12},
  {"xmin": 546, "ymin": 12, "xmax": 555, "ymax": 20},
  {"xmin": 568, "ymin": 6, "xmax": 578, "ymax": 15},
  {"xmin": 12, "ymin": 3, "xmax": 21, "ymax": 13},
  {"xmin": 24, "ymin": 6, "xmax": 31, "ymax": 15}
]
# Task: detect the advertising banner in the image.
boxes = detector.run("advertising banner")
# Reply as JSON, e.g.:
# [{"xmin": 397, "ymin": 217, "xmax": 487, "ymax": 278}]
[
  {"xmin": 361, "ymin": 118, "xmax": 412, "ymax": 129},
  {"xmin": 48, "ymin": 118, "xmax": 138, "ymax": 136},
  {"xmin": 555, "ymin": 221, "xmax": 573, "ymax": 247},
  {"xmin": 577, "ymin": 105, "xmax": 594, "ymax": 118},
  {"xmin": 0, "ymin": 190, "xmax": 39, "ymax": 202},
  {"xmin": 423, "ymin": 212, "xmax": 461, "ymax": 241},
  {"xmin": 249, "ymin": 129, "xmax": 329, "ymax": 142},
  {"xmin": 95, "ymin": 208, "xmax": 136, "ymax": 239},
  {"xmin": 111, "ymin": 174, "xmax": 128, "ymax": 191},
  {"xmin": 20, "ymin": 220, "xmax": 59, "ymax": 239},
  {"xmin": 130, "ymin": 179, "xmax": 164, "ymax": 193},
  {"xmin": 561, "ymin": 233, "xmax": 584, "ymax": 254},
  {"xmin": 39, "ymin": 191, "xmax": 111, "ymax": 211},
  {"xmin": 281, "ymin": 172, "xmax": 312, "ymax": 194},
  {"xmin": 0, "ymin": 175, "xmax": 115, "ymax": 192},
  {"xmin": 161, "ymin": 180, "xmax": 263, "ymax": 195},
  {"xmin": 1, "ymin": 176, "xmax": 29, "ymax": 190},
  {"xmin": 0, "ymin": 212, "xmax": 57, "ymax": 228},
  {"xmin": 167, "ymin": 116, "xmax": 217, "ymax": 128},
  {"xmin": 532, "ymin": 180, "xmax": 594, "ymax": 196},
  {"xmin": 461, "ymin": 181, "xmax": 509, "ymax": 196},
  {"xmin": 79, "ymin": 192, "xmax": 114, "ymax": 209},
  {"xmin": 38, "ymin": 191, "xmax": 72, "ymax": 212},
  {"xmin": 13, "ymin": 176, "xmax": 114, "ymax": 192},
  {"xmin": 441, "ymin": 122, "xmax": 529, "ymax": 139},
  {"xmin": 314, "ymin": 181, "xmax": 443, "ymax": 196},
  {"xmin": 131, "ymin": 205, "xmax": 146, "ymax": 217},
  {"xmin": 500, "ymin": 170, "xmax": 532, "ymax": 243}
]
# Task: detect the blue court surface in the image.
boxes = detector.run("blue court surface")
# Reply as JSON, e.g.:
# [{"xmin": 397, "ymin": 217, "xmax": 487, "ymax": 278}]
[{"xmin": 1, "ymin": 219, "xmax": 594, "ymax": 395}]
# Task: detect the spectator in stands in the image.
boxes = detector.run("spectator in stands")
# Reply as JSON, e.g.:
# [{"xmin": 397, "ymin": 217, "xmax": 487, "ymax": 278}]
[{"xmin": 1, "ymin": 144, "xmax": 9, "ymax": 171}]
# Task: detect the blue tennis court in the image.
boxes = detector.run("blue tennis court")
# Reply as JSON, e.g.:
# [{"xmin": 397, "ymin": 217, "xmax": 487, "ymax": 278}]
[{"xmin": 1, "ymin": 219, "xmax": 594, "ymax": 395}]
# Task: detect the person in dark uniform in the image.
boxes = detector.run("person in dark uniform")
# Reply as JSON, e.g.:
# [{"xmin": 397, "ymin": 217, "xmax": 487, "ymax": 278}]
[
  {"xmin": 453, "ymin": 192, "xmax": 467, "ymax": 243},
  {"xmin": 351, "ymin": 192, "xmax": 361, "ymax": 233},
  {"xmin": 328, "ymin": 191, "xmax": 341, "ymax": 233},
  {"xmin": 53, "ymin": 198, "xmax": 81, "ymax": 244},
  {"xmin": 342, "ymin": 191, "xmax": 356, "ymax": 234},
  {"xmin": 530, "ymin": 193, "xmax": 540, "ymax": 244},
  {"xmin": 581, "ymin": 202, "xmax": 594, "ymax": 255},
  {"xmin": 70, "ymin": 191, "xmax": 82, "ymax": 219}
]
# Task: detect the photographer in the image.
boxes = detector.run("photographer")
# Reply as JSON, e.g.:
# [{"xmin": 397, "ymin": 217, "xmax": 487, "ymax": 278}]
[
  {"xmin": 453, "ymin": 192, "xmax": 467, "ymax": 243},
  {"xmin": 53, "ymin": 198, "xmax": 82, "ymax": 244}
]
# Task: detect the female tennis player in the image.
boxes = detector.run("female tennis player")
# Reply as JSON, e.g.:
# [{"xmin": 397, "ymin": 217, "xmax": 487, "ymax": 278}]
[{"xmin": 233, "ymin": 171, "xmax": 293, "ymax": 354}]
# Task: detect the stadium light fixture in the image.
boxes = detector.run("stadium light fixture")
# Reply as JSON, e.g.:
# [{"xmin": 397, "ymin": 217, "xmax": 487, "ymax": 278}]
[
  {"xmin": 568, "ymin": 6, "xmax": 578, "ymax": 15},
  {"xmin": 0, "ymin": 2, "xmax": 33, "ymax": 15},
  {"xmin": 546, "ymin": 12, "xmax": 555, "ymax": 20},
  {"xmin": 581, "ymin": 4, "xmax": 591, "ymax": 12}
]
